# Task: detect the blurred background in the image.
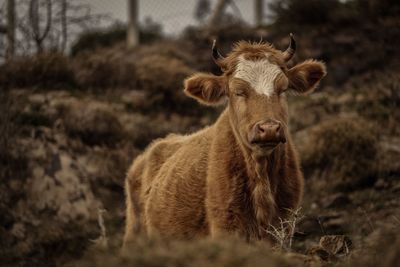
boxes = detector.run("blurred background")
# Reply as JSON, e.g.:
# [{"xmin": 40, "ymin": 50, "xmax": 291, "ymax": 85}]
[{"xmin": 0, "ymin": 0, "xmax": 399, "ymax": 266}]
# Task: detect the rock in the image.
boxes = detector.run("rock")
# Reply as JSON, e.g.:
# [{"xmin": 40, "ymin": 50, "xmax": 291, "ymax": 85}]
[
  {"xmin": 307, "ymin": 246, "xmax": 331, "ymax": 261},
  {"xmin": 391, "ymin": 182, "xmax": 400, "ymax": 193},
  {"xmin": 374, "ymin": 178, "xmax": 389, "ymax": 190},
  {"xmin": 307, "ymin": 235, "xmax": 352, "ymax": 262},
  {"xmin": 319, "ymin": 235, "xmax": 352, "ymax": 256},
  {"xmin": 28, "ymin": 93, "xmax": 47, "ymax": 105},
  {"xmin": 1, "ymin": 127, "xmax": 103, "ymax": 263},
  {"xmin": 10, "ymin": 223, "xmax": 26, "ymax": 240},
  {"xmin": 28, "ymin": 151, "xmax": 100, "ymax": 223},
  {"xmin": 321, "ymin": 193, "xmax": 351, "ymax": 208}
]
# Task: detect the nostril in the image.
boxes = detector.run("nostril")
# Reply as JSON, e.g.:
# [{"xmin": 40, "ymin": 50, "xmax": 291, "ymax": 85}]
[{"xmin": 257, "ymin": 124, "xmax": 265, "ymax": 133}]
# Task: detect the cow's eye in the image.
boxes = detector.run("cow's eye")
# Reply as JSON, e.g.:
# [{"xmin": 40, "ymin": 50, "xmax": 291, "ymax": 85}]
[
  {"xmin": 275, "ymin": 74, "xmax": 289, "ymax": 94},
  {"xmin": 235, "ymin": 91, "xmax": 246, "ymax": 97},
  {"xmin": 278, "ymin": 88, "xmax": 287, "ymax": 96}
]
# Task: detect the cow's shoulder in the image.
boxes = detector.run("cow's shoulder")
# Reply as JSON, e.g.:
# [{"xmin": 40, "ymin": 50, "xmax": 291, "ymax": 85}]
[{"xmin": 144, "ymin": 134, "xmax": 185, "ymax": 162}]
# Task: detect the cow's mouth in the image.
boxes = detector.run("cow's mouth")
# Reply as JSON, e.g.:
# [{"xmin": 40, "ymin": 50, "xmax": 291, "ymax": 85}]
[{"xmin": 250, "ymin": 140, "xmax": 280, "ymax": 150}]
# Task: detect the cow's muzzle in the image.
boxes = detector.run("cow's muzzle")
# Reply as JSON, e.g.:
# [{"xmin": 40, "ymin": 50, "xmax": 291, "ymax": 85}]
[{"xmin": 249, "ymin": 119, "xmax": 286, "ymax": 149}]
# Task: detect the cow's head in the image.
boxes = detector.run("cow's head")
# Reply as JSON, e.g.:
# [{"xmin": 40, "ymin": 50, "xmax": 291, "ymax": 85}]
[{"xmin": 184, "ymin": 35, "xmax": 326, "ymax": 157}]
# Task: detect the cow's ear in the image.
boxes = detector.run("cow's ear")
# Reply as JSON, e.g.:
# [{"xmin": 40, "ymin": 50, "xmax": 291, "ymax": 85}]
[
  {"xmin": 184, "ymin": 73, "xmax": 227, "ymax": 106},
  {"xmin": 287, "ymin": 60, "xmax": 327, "ymax": 94}
]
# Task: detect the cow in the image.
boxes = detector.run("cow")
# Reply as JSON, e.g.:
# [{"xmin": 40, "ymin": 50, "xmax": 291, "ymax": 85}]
[{"xmin": 123, "ymin": 35, "xmax": 326, "ymax": 245}]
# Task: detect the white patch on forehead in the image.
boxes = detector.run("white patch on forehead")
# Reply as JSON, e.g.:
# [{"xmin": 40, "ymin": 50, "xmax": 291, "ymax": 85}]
[{"xmin": 234, "ymin": 55, "xmax": 282, "ymax": 97}]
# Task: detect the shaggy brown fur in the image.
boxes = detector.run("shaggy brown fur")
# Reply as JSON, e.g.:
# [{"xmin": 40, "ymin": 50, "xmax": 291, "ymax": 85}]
[{"xmin": 123, "ymin": 40, "xmax": 326, "ymax": 245}]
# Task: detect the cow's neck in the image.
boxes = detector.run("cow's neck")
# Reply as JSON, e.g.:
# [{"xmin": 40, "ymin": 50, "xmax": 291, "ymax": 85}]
[
  {"xmin": 214, "ymin": 109, "xmax": 286, "ymax": 237},
  {"xmin": 216, "ymin": 109, "xmax": 285, "ymax": 183}
]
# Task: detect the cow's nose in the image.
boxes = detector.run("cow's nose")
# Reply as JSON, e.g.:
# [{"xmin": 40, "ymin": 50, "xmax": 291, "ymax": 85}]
[
  {"xmin": 257, "ymin": 121, "xmax": 280, "ymax": 136},
  {"xmin": 252, "ymin": 120, "xmax": 286, "ymax": 144}
]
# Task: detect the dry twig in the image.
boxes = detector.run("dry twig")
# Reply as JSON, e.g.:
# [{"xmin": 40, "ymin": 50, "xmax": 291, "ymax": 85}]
[{"xmin": 265, "ymin": 207, "xmax": 304, "ymax": 251}]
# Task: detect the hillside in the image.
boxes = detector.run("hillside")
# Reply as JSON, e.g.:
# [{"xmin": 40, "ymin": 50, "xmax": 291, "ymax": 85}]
[{"xmin": 1, "ymin": 1, "xmax": 399, "ymax": 265}]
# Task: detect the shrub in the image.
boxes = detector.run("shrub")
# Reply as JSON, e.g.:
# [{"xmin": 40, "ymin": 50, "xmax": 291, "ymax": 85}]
[
  {"xmin": 72, "ymin": 48, "xmax": 136, "ymax": 89},
  {"xmin": 344, "ymin": 68, "xmax": 400, "ymax": 135},
  {"xmin": 0, "ymin": 53, "xmax": 75, "ymax": 89},
  {"xmin": 70, "ymin": 26, "xmax": 126, "ymax": 57},
  {"xmin": 135, "ymin": 54, "xmax": 193, "ymax": 94},
  {"xmin": 57, "ymin": 100, "xmax": 124, "ymax": 146},
  {"xmin": 73, "ymin": 40, "xmax": 198, "ymax": 91},
  {"xmin": 343, "ymin": 228, "xmax": 400, "ymax": 267},
  {"xmin": 301, "ymin": 117, "xmax": 378, "ymax": 190},
  {"xmin": 135, "ymin": 41, "xmax": 196, "ymax": 68},
  {"xmin": 269, "ymin": 0, "xmax": 342, "ymax": 28},
  {"xmin": 71, "ymin": 21, "xmax": 163, "ymax": 56},
  {"xmin": 134, "ymin": 54, "xmax": 195, "ymax": 113},
  {"xmin": 354, "ymin": 0, "xmax": 400, "ymax": 20}
]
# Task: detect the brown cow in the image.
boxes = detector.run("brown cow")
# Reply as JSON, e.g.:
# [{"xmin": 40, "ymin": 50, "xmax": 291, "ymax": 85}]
[{"xmin": 123, "ymin": 35, "xmax": 326, "ymax": 245}]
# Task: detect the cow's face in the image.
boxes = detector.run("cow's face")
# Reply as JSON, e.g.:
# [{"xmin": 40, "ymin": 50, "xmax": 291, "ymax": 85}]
[{"xmin": 184, "ymin": 37, "xmax": 326, "ymax": 156}]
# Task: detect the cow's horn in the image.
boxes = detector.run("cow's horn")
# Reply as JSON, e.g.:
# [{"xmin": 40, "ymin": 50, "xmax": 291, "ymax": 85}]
[
  {"xmin": 282, "ymin": 33, "xmax": 296, "ymax": 62},
  {"xmin": 212, "ymin": 39, "xmax": 226, "ymax": 70}
]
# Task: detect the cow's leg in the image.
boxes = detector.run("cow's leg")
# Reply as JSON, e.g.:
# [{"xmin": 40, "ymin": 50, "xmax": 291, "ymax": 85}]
[
  {"xmin": 122, "ymin": 179, "xmax": 140, "ymax": 247},
  {"xmin": 205, "ymin": 171, "xmax": 246, "ymax": 239},
  {"xmin": 206, "ymin": 202, "xmax": 242, "ymax": 239}
]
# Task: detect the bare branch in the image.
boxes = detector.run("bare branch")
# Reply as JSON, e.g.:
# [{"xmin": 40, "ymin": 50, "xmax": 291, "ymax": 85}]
[
  {"xmin": 265, "ymin": 207, "xmax": 304, "ymax": 251},
  {"xmin": 37, "ymin": 0, "xmax": 52, "ymax": 43},
  {"xmin": 12, "ymin": 0, "xmax": 110, "ymax": 54}
]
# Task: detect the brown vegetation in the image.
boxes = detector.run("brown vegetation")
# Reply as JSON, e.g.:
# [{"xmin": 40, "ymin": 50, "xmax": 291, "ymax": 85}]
[
  {"xmin": 0, "ymin": 53, "xmax": 75, "ymax": 89},
  {"xmin": 0, "ymin": 1, "xmax": 399, "ymax": 266},
  {"xmin": 76, "ymin": 236, "xmax": 302, "ymax": 267},
  {"xmin": 301, "ymin": 117, "xmax": 378, "ymax": 190},
  {"xmin": 57, "ymin": 99, "xmax": 124, "ymax": 146}
]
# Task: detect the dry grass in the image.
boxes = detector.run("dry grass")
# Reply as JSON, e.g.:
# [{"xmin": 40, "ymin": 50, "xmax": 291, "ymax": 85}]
[
  {"xmin": 344, "ymin": 67, "xmax": 400, "ymax": 135},
  {"xmin": 135, "ymin": 54, "xmax": 193, "ymax": 94},
  {"xmin": 301, "ymin": 116, "xmax": 379, "ymax": 190},
  {"xmin": 0, "ymin": 53, "xmax": 75, "ymax": 89},
  {"xmin": 56, "ymin": 99, "xmax": 124, "ymax": 146},
  {"xmin": 134, "ymin": 54, "xmax": 196, "ymax": 113},
  {"xmin": 72, "ymin": 48, "xmax": 137, "ymax": 89},
  {"xmin": 69, "ymin": 227, "xmax": 400, "ymax": 267},
  {"xmin": 342, "ymin": 228, "xmax": 400, "ymax": 267},
  {"xmin": 135, "ymin": 41, "xmax": 196, "ymax": 68},
  {"xmin": 71, "ymin": 236, "xmax": 300, "ymax": 267},
  {"xmin": 266, "ymin": 208, "xmax": 304, "ymax": 252}
]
